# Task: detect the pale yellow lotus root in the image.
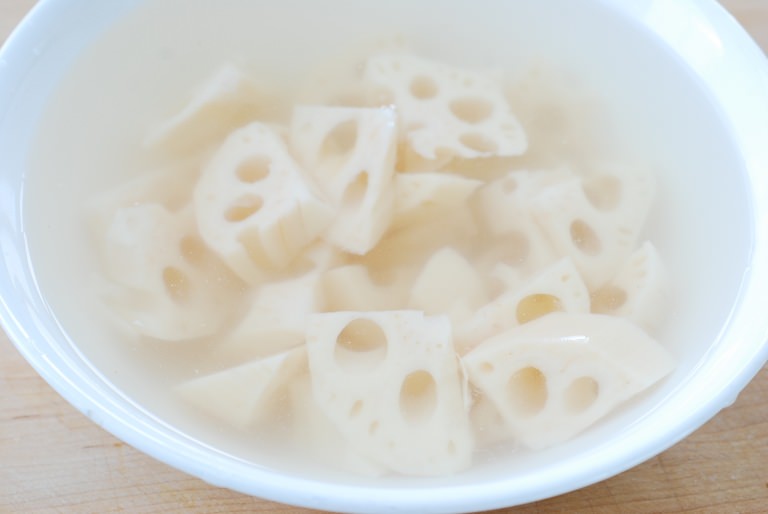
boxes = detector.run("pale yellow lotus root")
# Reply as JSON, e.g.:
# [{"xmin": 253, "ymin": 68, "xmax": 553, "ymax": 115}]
[
  {"xmin": 305, "ymin": 311, "xmax": 474, "ymax": 475},
  {"xmin": 530, "ymin": 170, "xmax": 655, "ymax": 289},
  {"xmin": 408, "ymin": 247, "xmax": 489, "ymax": 327},
  {"xmin": 471, "ymin": 169, "xmax": 569, "ymax": 281},
  {"xmin": 318, "ymin": 264, "xmax": 409, "ymax": 312},
  {"xmin": 468, "ymin": 389, "xmax": 516, "ymax": 447},
  {"xmin": 463, "ymin": 312, "xmax": 675, "ymax": 449},
  {"xmin": 456, "ymin": 258, "xmax": 590, "ymax": 354},
  {"xmin": 591, "ymin": 241, "xmax": 669, "ymax": 332},
  {"xmin": 289, "ymin": 375, "xmax": 388, "ymax": 477},
  {"xmin": 97, "ymin": 205, "xmax": 243, "ymax": 341},
  {"xmin": 145, "ymin": 64, "xmax": 285, "ymax": 151},
  {"xmin": 290, "ymin": 105, "xmax": 398, "ymax": 254},
  {"xmin": 361, "ymin": 205, "xmax": 479, "ymax": 272},
  {"xmin": 86, "ymin": 164, "xmax": 198, "ymax": 240},
  {"xmin": 194, "ymin": 122, "xmax": 333, "ymax": 283},
  {"xmin": 364, "ymin": 54, "xmax": 527, "ymax": 160},
  {"xmin": 392, "ymin": 172, "xmax": 482, "ymax": 231},
  {"xmin": 213, "ymin": 271, "xmax": 323, "ymax": 365},
  {"xmin": 176, "ymin": 346, "xmax": 306, "ymax": 429}
]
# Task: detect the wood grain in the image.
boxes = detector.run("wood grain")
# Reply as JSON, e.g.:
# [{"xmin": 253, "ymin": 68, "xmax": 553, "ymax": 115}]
[{"xmin": 1, "ymin": 1, "xmax": 767, "ymax": 512}]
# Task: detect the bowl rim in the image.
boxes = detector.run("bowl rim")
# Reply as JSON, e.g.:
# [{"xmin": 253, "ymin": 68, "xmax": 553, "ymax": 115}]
[{"xmin": 1, "ymin": 0, "xmax": 768, "ymax": 512}]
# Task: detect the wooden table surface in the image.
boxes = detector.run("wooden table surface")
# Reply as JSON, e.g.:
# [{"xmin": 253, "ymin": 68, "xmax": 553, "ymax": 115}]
[{"xmin": 2, "ymin": 1, "xmax": 767, "ymax": 513}]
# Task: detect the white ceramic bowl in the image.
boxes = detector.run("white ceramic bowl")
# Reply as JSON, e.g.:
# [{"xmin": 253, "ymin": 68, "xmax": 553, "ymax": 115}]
[{"xmin": 2, "ymin": 1, "xmax": 768, "ymax": 512}]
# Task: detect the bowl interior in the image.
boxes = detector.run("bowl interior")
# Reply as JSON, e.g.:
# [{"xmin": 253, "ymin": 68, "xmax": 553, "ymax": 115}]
[{"xmin": 1, "ymin": 0, "xmax": 765, "ymax": 512}]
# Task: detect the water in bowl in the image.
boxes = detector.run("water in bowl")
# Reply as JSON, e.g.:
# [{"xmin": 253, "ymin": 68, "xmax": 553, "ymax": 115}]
[{"xmin": 22, "ymin": 0, "xmax": 752, "ymax": 484}]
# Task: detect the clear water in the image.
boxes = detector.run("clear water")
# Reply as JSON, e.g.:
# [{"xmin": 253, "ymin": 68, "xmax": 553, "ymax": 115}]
[{"xmin": 23, "ymin": 0, "xmax": 752, "ymax": 483}]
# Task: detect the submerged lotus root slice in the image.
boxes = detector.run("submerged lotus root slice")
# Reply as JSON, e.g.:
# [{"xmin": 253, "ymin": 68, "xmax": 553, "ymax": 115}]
[
  {"xmin": 290, "ymin": 105, "xmax": 398, "ymax": 254},
  {"xmin": 456, "ymin": 258, "xmax": 590, "ymax": 354},
  {"xmin": 214, "ymin": 270, "xmax": 323, "ymax": 365},
  {"xmin": 473, "ymin": 169, "xmax": 573, "ymax": 235},
  {"xmin": 176, "ymin": 346, "xmax": 306, "ymax": 429},
  {"xmin": 86, "ymin": 164, "xmax": 199, "ymax": 240},
  {"xmin": 472, "ymin": 169, "xmax": 572, "ymax": 279},
  {"xmin": 305, "ymin": 311, "xmax": 474, "ymax": 475},
  {"xmin": 194, "ymin": 122, "xmax": 333, "ymax": 284},
  {"xmin": 591, "ymin": 241, "xmax": 669, "ymax": 332},
  {"xmin": 145, "ymin": 64, "xmax": 285, "ymax": 151},
  {"xmin": 98, "ymin": 204, "xmax": 243, "ymax": 341},
  {"xmin": 289, "ymin": 374, "xmax": 388, "ymax": 477},
  {"xmin": 392, "ymin": 172, "xmax": 482, "ymax": 231},
  {"xmin": 468, "ymin": 388, "xmax": 516, "ymax": 447},
  {"xmin": 364, "ymin": 53, "xmax": 527, "ymax": 160},
  {"xmin": 361, "ymin": 202, "xmax": 480, "ymax": 274},
  {"xmin": 530, "ymin": 170, "xmax": 655, "ymax": 289},
  {"xmin": 408, "ymin": 247, "xmax": 489, "ymax": 327},
  {"xmin": 318, "ymin": 264, "xmax": 410, "ymax": 312},
  {"xmin": 463, "ymin": 312, "xmax": 675, "ymax": 449}
]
